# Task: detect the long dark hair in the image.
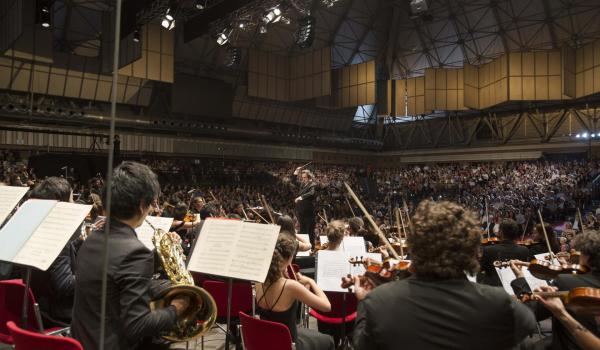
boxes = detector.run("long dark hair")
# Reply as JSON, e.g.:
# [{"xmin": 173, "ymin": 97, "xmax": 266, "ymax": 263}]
[{"xmin": 265, "ymin": 235, "xmax": 296, "ymax": 285}]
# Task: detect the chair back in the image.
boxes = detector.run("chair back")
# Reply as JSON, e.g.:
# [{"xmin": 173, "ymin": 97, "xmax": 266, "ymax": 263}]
[
  {"xmin": 239, "ymin": 312, "xmax": 293, "ymax": 350},
  {"xmin": 202, "ymin": 280, "xmax": 253, "ymax": 318},
  {"xmin": 6, "ymin": 321, "xmax": 83, "ymax": 350},
  {"xmin": 0, "ymin": 280, "xmax": 39, "ymax": 343},
  {"xmin": 322, "ymin": 291, "xmax": 358, "ymax": 319}
]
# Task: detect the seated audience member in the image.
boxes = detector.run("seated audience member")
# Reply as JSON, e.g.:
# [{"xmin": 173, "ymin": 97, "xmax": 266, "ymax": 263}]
[
  {"xmin": 479, "ymin": 219, "xmax": 531, "ymax": 286},
  {"xmin": 256, "ymin": 235, "xmax": 334, "ymax": 350},
  {"xmin": 29, "ymin": 177, "xmax": 81, "ymax": 326},
  {"xmin": 351, "ymin": 200, "xmax": 536, "ymax": 350},
  {"xmin": 510, "ymin": 230, "xmax": 600, "ymax": 350}
]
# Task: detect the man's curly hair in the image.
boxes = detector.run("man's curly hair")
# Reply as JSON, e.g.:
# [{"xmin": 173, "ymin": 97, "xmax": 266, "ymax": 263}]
[
  {"xmin": 572, "ymin": 230, "xmax": 600, "ymax": 272},
  {"xmin": 408, "ymin": 200, "xmax": 481, "ymax": 279}
]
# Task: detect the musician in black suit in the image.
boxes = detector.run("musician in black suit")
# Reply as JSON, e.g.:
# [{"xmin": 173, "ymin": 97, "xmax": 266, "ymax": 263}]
[
  {"xmin": 293, "ymin": 167, "xmax": 317, "ymax": 246},
  {"xmin": 510, "ymin": 229, "xmax": 600, "ymax": 350},
  {"xmin": 351, "ymin": 200, "xmax": 536, "ymax": 350},
  {"xmin": 479, "ymin": 219, "xmax": 531, "ymax": 286},
  {"xmin": 71, "ymin": 162, "xmax": 189, "ymax": 350}
]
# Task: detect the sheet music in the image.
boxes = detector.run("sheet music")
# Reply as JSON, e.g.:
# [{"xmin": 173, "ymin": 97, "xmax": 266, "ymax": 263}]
[
  {"xmin": 135, "ymin": 216, "xmax": 174, "ymax": 251},
  {"xmin": 0, "ymin": 199, "xmax": 55, "ymax": 263},
  {"xmin": 535, "ymin": 253, "xmax": 559, "ymax": 265},
  {"xmin": 495, "ymin": 267, "xmax": 547, "ymax": 296},
  {"xmin": 0, "ymin": 186, "xmax": 29, "ymax": 226},
  {"xmin": 228, "ymin": 222, "xmax": 279, "ymax": 282},
  {"xmin": 188, "ymin": 219, "xmax": 279, "ymax": 282},
  {"xmin": 316, "ymin": 250, "xmax": 381, "ymax": 292},
  {"xmin": 319, "ymin": 236, "xmax": 366, "ymax": 255},
  {"xmin": 342, "ymin": 236, "xmax": 366, "ymax": 255},
  {"xmin": 13, "ymin": 202, "xmax": 91, "ymax": 271}
]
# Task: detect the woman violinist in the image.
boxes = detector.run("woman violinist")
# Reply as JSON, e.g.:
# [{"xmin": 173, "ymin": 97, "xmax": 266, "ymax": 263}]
[
  {"xmin": 509, "ymin": 229, "xmax": 600, "ymax": 350},
  {"xmin": 256, "ymin": 235, "xmax": 334, "ymax": 350},
  {"xmin": 527, "ymin": 223, "xmax": 560, "ymax": 256}
]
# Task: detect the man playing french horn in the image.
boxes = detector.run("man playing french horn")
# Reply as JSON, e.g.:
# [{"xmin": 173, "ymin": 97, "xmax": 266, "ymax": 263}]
[{"xmin": 71, "ymin": 162, "xmax": 190, "ymax": 350}]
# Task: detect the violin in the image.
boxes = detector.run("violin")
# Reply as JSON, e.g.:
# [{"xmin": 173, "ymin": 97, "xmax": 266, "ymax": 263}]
[
  {"xmin": 481, "ymin": 237, "xmax": 500, "ymax": 246},
  {"xmin": 515, "ymin": 239, "xmax": 540, "ymax": 247},
  {"xmin": 494, "ymin": 260, "xmax": 589, "ymax": 280},
  {"xmin": 183, "ymin": 212, "xmax": 198, "ymax": 223},
  {"xmin": 341, "ymin": 257, "xmax": 411, "ymax": 289},
  {"xmin": 519, "ymin": 287, "xmax": 600, "ymax": 316}
]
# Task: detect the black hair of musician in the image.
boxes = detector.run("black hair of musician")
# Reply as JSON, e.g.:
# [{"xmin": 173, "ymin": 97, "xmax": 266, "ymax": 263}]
[
  {"xmin": 173, "ymin": 202, "xmax": 188, "ymax": 221},
  {"xmin": 30, "ymin": 176, "xmax": 72, "ymax": 202},
  {"xmin": 265, "ymin": 234, "xmax": 296, "ymax": 285},
  {"xmin": 227, "ymin": 213, "xmax": 242, "ymax": 220},
  {"xmin": 572, "ymin": 230, "xmax": 600, "ymax": 271},
  {"xmin": 409, "ymin": 200, "xmax": 480, "ymax": 279},
  {"xmin": 499, "ymin": 219, "xmax": 520, "ymax": 240},
  {"xmin": 534, "ymin": 223, "xmax": 560, "ymax": 253},
  {"xmin": 348, "ymin": 217, "xmax": 364, "ymax": 235},
  {"xmin": 277, "ymin": 215, "xmax": 295, "ymax": 234},
  {"xmin": 104, "ymin": 161, "xmax": 160, "ymax": 221}
]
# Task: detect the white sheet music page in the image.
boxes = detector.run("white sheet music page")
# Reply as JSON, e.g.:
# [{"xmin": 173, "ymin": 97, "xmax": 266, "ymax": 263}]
[
  {"xmin": 135, "ymin": 216, "xmax": 174, "ymax": 251},
  {"xmin": 316, "ymin": 250, "xmax": 349, "ymax": 292},
  {"xmin": 13, "ymin": 202, "xmax": 91, "ymax": 271},
  {"xmin": 188, "ymin": 219, "xmax": 241, "ymax": 276},
  {"xmin": 228, "ymin": 222, "xmax": 279, "ymax": 282},
  {"xmin": 0, "ymin": 186, "xmax": 29, "ymax": 226},
  {"xmin": 188, "ymin": 219, "xmax": 279, "ymax": 282},
  {"xmin": 0, "ymin": 199, "xmax": 55, "ymax": 263},
  {"xmin": 341, "ymin": 237, "xmax": 366, "ymax": 255}
]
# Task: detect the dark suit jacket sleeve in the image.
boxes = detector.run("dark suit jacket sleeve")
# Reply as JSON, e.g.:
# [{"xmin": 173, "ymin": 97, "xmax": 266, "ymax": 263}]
[
  {"xmin": 300, "ymin": 182, "xmax": 316, "ymax": 201},
  {"xmin": 510, "ymin": 277, "xmax": 552, "ymax": 321},
  {"xmin": 508, "ymin": 295, "xmax": 538, "ymax": 342},
  {"xmin": 116, "ymin": 245, "xmax": 177, "ymax": 341},
  {"xmin": 47, "ymin": 243, "xmax": 76, "ymax": 296},
  {"xmin": 353, "ymin": 297, "xmax": 377, "ymax": 350}
]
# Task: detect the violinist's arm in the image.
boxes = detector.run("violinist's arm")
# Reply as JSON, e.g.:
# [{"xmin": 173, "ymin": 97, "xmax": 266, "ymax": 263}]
[
  {"xmin": 289, "ymin": 277, "xmax": 330, "ymax": 312},
  {"xmin": 553, "ymin": 304, "xmax": 600, "ymax": 350},
  {"xmin": 170, "ymin": 219, "xmax": 198, "ymax": 230},
  {"xmin": 510, "ymin": 277, "xmax": 553, "ymax": 321},
  {"xmin": 295, "ymin": 234, "xmax": 311, "ymax": 252}
]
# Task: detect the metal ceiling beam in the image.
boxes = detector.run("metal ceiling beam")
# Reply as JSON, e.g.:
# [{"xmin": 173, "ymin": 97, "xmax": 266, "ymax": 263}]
[
  {"xmin": 345, "ymin": 0, "xmax": 384, "ymax": 65},
  {"xmin": 541, "ymin": 0, "xmax": 558, "ymax": 49},
  {"xmin": 489, "ymin": 0, "xmax": 509, "ymax": 55},
  {"xmin": 328, "ymin": 0, "xmax": 355, "ymax": 46}
]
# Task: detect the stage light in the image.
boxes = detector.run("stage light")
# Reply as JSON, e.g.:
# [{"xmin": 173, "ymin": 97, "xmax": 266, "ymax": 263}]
[
  {"xmin": 195, "ymin": 0, "xmax": 205, "ymax": 10},
  {"xmin": 583, "ymin": 133, "xmax": 589, "ymax": 138},
  {"xmin": 216, "ymin": 28, "xmax": 231, "ymax": 46},
  {"xmin": 165, "ymin": 8, "xmax": 174, "ymax": 21},
  {"xmin": 576, "ymin": 134, "xmax": 581, "ymax": 138},
  {"xmin": 263, "ymin": 7, "xmax": 282, "ymax": 24},
  {"xmin": 239, "ymin": 22, "xmax": 245, "ymax": 29},
  {"xmin": 133, "ymin": 27, "xmax": 141, "ymax": 42},
  {"xmin": 295, "ymin": 16, "xmax": 315, "ymax": 48},
  {"xmin": 38, "ymin": 1, "xmax": 51, "ymax": 28},
  {"xmin": 593, "ymin": 134, "xmax": 597, "ymax": 138},
  {"xmin": 259, "ymin": 25, "xmax": 267, "ymax": 34}
]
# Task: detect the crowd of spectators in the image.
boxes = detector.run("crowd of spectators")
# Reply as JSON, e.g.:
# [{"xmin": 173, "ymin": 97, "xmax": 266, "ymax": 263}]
[{"xmin": 2, "ymin": 151, "xmax": 599, "ymax": 234}]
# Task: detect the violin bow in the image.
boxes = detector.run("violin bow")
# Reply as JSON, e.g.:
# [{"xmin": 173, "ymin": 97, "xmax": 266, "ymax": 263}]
[
  {"xmin": 260, "ymin": 194, "xmax": 275, "ymax": 224},
  {"xmin": 402, "ymin": 199, "xmax": 412, "ymax": 227},
  {"xmin": 248, "ymin": 208, "xmax": 269, "ymax": 224},
  {"xmin": 394, "ymin": 208, "xmax": 405, "ymax": 258},
  {"xmin": 322, "ymin": 209, "xmax": 328, "ymax": 224},
  {"xmin": 537, "ymin": 210, "xmax": 556, "ymax": 261},
  {"xmin": 344, "ymin": 182, "xmax": 400, "ymax": 260},
  {"xmin": 520, "ymin": 214, "xmax": 530, "ymax": 242},
  {"xmin": 577, "ymin": 207, "xmax": 585, "ymax": 234},
  {"xmin": 241, "ymin": 207, "xmax": 249, "ymax": 221},
  {"xmin": 485, "ymin": 198, "xmax": 491, "ymax": 240},
  {"xmin": 345, "ymin": 196, "xmax": 356, "ymax": 217}
]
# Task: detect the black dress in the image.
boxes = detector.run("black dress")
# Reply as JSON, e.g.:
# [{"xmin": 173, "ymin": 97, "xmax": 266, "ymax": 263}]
[{"xmin": 257, "ymin": 280, "xmax": 334, "ymax": 350}]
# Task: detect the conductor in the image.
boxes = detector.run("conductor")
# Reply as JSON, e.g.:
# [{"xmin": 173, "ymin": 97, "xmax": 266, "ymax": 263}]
[{"xmin": 293, "ymin": 166, "xmax": 317, "ymax": 246}]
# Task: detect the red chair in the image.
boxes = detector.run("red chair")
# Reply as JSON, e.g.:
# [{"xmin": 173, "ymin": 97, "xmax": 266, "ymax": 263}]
[
  {"xmin": 239, "ymin": 311, "xmax": 295, "ymax": 350},
  {"xmin": 202, "ymin": 280, "xmax": 253, "ymax": 348},
  {"xmin": 309, "ymin": 291, "xmax": 358, "ymax": 344},
  {"xmin": 6, "ymin": 321, "xmax": 82, "ymax": 350},
  {"xmin": 0, "ymin": 279, "xmax": 41, "ymax": 344}
]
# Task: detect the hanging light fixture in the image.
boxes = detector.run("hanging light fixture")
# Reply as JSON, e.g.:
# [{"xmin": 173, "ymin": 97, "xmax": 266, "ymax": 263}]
[
  {"xmin": 295, "ymin": 16, "xmax": 315, "ymax": 48},
  {"xmin": 216, "ymin": 28, "xmax": 232, "ymax": 46},
  {"xmin": 263, "ymin": 6, "xmax": 282, "ymax": 24}
]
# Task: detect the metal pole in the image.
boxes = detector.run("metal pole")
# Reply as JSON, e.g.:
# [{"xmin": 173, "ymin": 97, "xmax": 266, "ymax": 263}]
[
  {"xmin": 99, "ymin": 1, "xmax": 121, "ymax": 349},
  {"xmin": 226, "ymin": 278, "xmax": 233, "ymax": 349},
  {"xmin": 20, "ymin": 268, "xmax": 31, "ymax": 328}
]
